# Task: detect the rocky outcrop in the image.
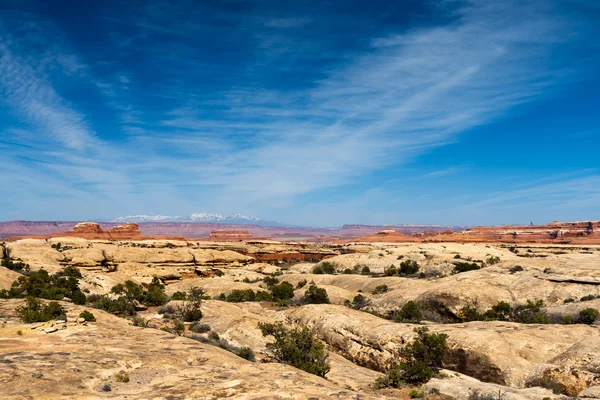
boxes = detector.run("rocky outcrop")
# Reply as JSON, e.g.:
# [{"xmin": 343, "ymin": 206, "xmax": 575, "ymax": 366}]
[{"xmin": 54, "ymin": 222, "xmax": 146, "ymax": 240}]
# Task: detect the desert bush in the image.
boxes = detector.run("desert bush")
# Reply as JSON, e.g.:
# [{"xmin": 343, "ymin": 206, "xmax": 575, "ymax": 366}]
[
  {"xmin": 131, "ymin": 316, "xmax": 151, "ymax": 327},
  {"xmin": 7, "ymin": 268, "xmax": 86, "ymax": 304},
  {"xmin": 114, "ymin": 371, "xmax": 129, "ymax": 383},
  {"xmin": 372, "ymin": 285, "xmax": 389, "ymax": 295},
  {"xmin": 235, "ymin": 346, "xmax": 256, "ymax": 361},
  {"xmin": 452, "ymin": 262, "xmax": 481, "ymax": 274},
  {"xmin": 16, "ymin": 297, "xmax": 66, "ymax": 323},
  {"xmin": 1, "ymin": 254, "xmax": 30, "ymax": 273},
  {"xmin": 384, "ymin": 265, "xmax": 398, "ymax": 276},
  {"xmin": 177, "ymin": 287, "xmax": 204, "ymax": 322},
  {"xmin": 242, "ymin": 277, "xmax": 261, "ymax": 284},
  {"xmin": 580, "ymin": 294, "xmax": 600, "ymax": 302},
  {"xmin": 162, "ymin": 319, "xmax": 185, "ymax": 335},
  {"xmin": 392, "ymin": 300, "xmax": 422, "ymax": 323},
  {"xmin": 270, "ymin": 281, "xmax": 294, "ymax": 302},
  {"xmin": 513, "ymin": 300, "xmax": 551, "ymax": 324},
  {"xmin": 158, "ymin": 305, "xmax": 177, "ymax": 315},
  {"xmin": 460, "ymin": 304, "xmax": 483, "ymax": 322},
  {"xmin": 263, "ymin": 275, "xmax": 280, "ymax": 287},
  {"xmin": 361, "ymin": 265, "xmax": 371, "ymax": 275},
  {"xmin": 312, "ymin": 261, "xmax": 335, "ymax": 274},
  {"xmin": 563, "ymin": 298, "xmax": 575, "ymax": 304},
  {"xmin": 468, "ymin": 390, "xmax": 507, "ymax": 400},
  {"xmin": 190, "ymin": 322, "xmax": 211, "ymax": 333},
  {"xmin": 453, "ymin": 254, "xmax": 461, "ymax": 259},
  {"xmin": 79, "ymin": 310, "xmax": 96, "ymax": 322},
  {"xmin": 345, "ymin": 294, "xmax": 369, "ymax": 310},
  {"xmin": 143, "ymin": 277, "xmax": 168, "ymax": 306},
  {"xmin": 90, "ymin": 294, "xmax": 136, "ymax": 316},
  {"xmin": 509, "ymin": 265, "xmax": 524, "ymax": 274},
  {"xmin": 171, "ymin": 291, "xmax": 187, "ymax": 301},
  {"xmin": 409, "ymin": 389, "xmax": 425, "ymax": 398},
  {"xmin": 296, "ymin": 279, "xmax": 308, "ymax": 288},
  {"xmin": 578, "ymin": 308, "xmax": 599, "ymax": 324},
  {"xmin": 259, "ymin": 322, "xmax": 330, "ymax": 377},
  {"xmin": 482, "ymin": 301, "xmax": 513, "ymax": 321},
  {"xmin": 485, "ymin": 256, "xmax": 501, "ymax": 265},
  {"xmin": 302, "ymin": 284, "xmax": 330, "ymax": 304},
  {"xmin": 399, "ymin": 260, "xmax": 420, "ymax": 275},
  {"xmin": 226, "ymin": 289, "xmax": 256, "ymax": 302},
  {"xmin": 376, "ymin": 327, "xmax": 448, "ymax": 387}
]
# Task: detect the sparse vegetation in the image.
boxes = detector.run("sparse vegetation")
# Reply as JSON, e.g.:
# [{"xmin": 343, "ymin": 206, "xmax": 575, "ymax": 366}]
[
  {"xmin": 79, "ymin": 310, "xmax": 96, "ymax": 322},
  {"xmin": 485, "ymin": 256, "xmax": 501, "ymax": 265},
  {"xmin": 399, "ymin": 260, "xmax": 420, "ymax": 275},
  {"xmin": 391, "ymin": 300, "xmax": 422, "ymax": 323},
  {"xmin": 452, "ymin": 262, "xmax": 481, "ymax": 274},
  {"xmin": 302, "ymin": 284, "xmax": 330, "ymax": 304},
  {"xmin": 3, "ymin": 267, "xmax": 86, "ymax": 304},
  {"xmin": 296, "ymin": 279, "xmax": 308, "ymax": 288},
  {"xmin": 578, "ymin": 308, "xmax": 599, "ymax": 324},
  {"xmin": 509, "ymin": 265, "xmax": 524, "ymax": 273},
  {"xmin": 16, "ymin": 297, "xmax": 67, "ymax": 323},
  {"xmin": 259, "ymin": 322, "xmax": 330, "ymax": 377},
  {"xmin": 312, "ymin": 261, "xmax": 335, "ymax": 274},
  {"xmin": 115, "ymin": 371, "xmax": 129, "ymax": 383},
  {"xmin": 376, "ymin": 327, "xmax": 448, "ymax": 387},
  {"xmin": 372, "ymin": 285, "xmax": 389, "ymax": 295}
]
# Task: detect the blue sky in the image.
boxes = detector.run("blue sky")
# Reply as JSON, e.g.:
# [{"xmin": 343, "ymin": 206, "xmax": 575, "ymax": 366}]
[{"xmin": 0, "ymin": 0, "xmax": 599, "ymax": 227}]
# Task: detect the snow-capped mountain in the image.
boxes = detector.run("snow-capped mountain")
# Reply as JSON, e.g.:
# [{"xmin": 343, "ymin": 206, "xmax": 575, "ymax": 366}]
[{"xmin": 111, "ymin": 213, "xmax": 284, "ymax": 226}]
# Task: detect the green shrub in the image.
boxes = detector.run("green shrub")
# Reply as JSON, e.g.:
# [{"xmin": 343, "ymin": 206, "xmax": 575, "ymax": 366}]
[
  {"xmin": 452, "ymin": 262, "xmax": 481, "ymax": 274},
  {"xmin": 485, "ymin": 256, "xmax": 501, "ymax": 265},
  {"xmin": 399, "ymin": 260, "xmax": 419, "ymax": 275},
  {"xmin": 361, "ymin": 266, "xmax": 371, "ymax": 275},
  {"xmin": 143, "ymin": 277, "xmax": 168, "ymax": 306},
  {"xmin": 177, "ymin": 287, "xmax": 204, "ymax": 322},
  {"xmin": 258, "ymin": 322, "xmax": 330, "ymax": 377},
  {"xmin": 1, "ymin": 255, "xmax": 30, "ymax": 273},
  {"xmin": 580, "ymin": 294, "xmax": 600, "ymax": 302},
  {"xmin": 346, "ymin": 294, "xmax": 369, "ymax": 310},
  {"xmin": 409, "ymin": 389, "xmax": 425, "ymax": 398},
  {"xmin": 263, "ymin": 275, "xmax": 280, "ymax": 287},
  {"xmin": 579, "ymin": 308, "xmax": 599, "ymax": 324},
  {"xmin": 482, "ymin": 301, "xmax": 513, "ymax": 321},
  {"xmin": 131, "ymin": 315, "xmax": 151, "ymax": 327},
  {"xmin": 296, "ymin": 279, "xmax": 308, "ymax": 288},
  {"xmin": 115, "ymin": 371, "xmax": 129, "ymax": 383},
  {"xmin": 384, "ymin": 265, "xmax": 398, "ymax": 276},
  {"xmin": 89, "ymin": 294, "xmax": 136, "ymax": 316},
  {"xmin": 312, "ymin": 261, "xmax": 335, "ymax": 274},
  {"xmin": 509, "ymin": 265, "xmax": 524, "ymax": 274},
  {"xmin": 271, "ymin": 281, "xmax": 294, "ymax": 302},
  {"xmin": 7, "ymin": 268, "xmax": 85, "ymax": 304},
  {"xmin": 235, "ymin": 346, "xmax": 256, "ymax": 361},
  {"xmin": 171, "ymin": 291, "xmax": 187, "ymax": 301},
  {"xmin": 302, "ymin": 284, "xmax": 330, "ymax": 304},
  {"xmin": 460, "ymin": 304, "xmax": 483, "ymax": 322},
  {"xmin": 376, "ymin": 327, "xmax": 448, "ymax": 387},
  {"xmin": 16, "ymin": 297, "xmax": 67, "ymax": 323},
  {"xmin": 79, "ymin": 310, "xmax": 96, "ymax": 322},
  {"xmin": 190, "ymin": 322, "xmax": 211, "ymax": 333},
  {"xmin": 372, "ymin": 285, "xmax": 389, "ymax": 295},
  {"xmin": 513, "ymin": 300, "xmax": 550, "ymax": 324},
  {"xmin": 392, "ymin": 300, "xmax": 422, "ymax": 323}
]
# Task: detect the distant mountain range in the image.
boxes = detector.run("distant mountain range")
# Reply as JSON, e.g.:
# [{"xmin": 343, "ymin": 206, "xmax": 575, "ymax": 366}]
[{"xmin": 110, "ymin": 213, "xmax": 286, "ymax": 227}]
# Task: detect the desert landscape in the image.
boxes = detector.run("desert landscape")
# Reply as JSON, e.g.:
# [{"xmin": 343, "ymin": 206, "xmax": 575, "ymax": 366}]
[{"xmin": 1, "ymin": 221, "xmax": 600, "ymax": 399}]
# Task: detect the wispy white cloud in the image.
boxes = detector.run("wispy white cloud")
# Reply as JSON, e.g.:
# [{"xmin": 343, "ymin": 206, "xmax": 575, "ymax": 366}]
[{"xmin": 0, "ymin": 0, "xmax": 598, "ymax": 223}]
